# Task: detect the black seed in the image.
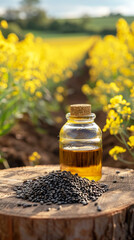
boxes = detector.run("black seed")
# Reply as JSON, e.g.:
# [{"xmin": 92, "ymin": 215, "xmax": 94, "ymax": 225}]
[
  {"xmin": 120, "ymin": 176, "xmax": 124, "ymax": 179},
  {"xmin": 46, "ymin": 202, "xmax": 52, "ymax": 205},
  {"xmin": 17, "ymin": 203, "xmax": 22, "ymax": 207},
  {"xmin": 57, "ymin": 205, "xmax": 62, "ymax": 210},
  {"xmin": 91, "ymin": 180, "xmax": 95, "ymax": 183},
  {"xmin": 23, "ymin": 204, "xmax": 30, "ymax": 208},
  {"xmin": 94, "ymin": 202, "xmax": 98, "ymax": 206},
  {"xmin": 47, "ymin": 208, "xmax": 51, "ymax": 211},
  {"xmin": 92, "ymin": 198, "xmax": 97, "ymax": 202},
  {"xmin": 97, "ymin": 206, "xmax": 102, "ymax": 212},
  {"xmin": 27, "ymin": 204, "xmax": 32, "ymax": 207},
  {"xmin": 13, "ymin": 170, "xmax": 108, "ymax": 206},
  {"xmin": 116, "ymin": 171, "xmax": 120, "ymax": 174},
  {"xmin": 33, "ymin": 204, "xmax": 38, "ymax": 206},
  {"xmin": 113, "ymin": 180, "xmax": 117, "ymax": 183},
  {"xmin": 16, "ymin": 195, "xmax": 21, "ymax": 198},
  {"xmin": 82, "ymin": 201, "xmax": 88, "ymax": 205}
]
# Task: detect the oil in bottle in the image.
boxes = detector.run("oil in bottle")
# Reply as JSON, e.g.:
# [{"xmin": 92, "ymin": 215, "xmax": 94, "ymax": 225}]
[
  {"xmin": 60, "ymin": 147, "xmax": 102, "ymax": 181},
  {"xmin": 59, "ymin": 104, "xmax": 102, "ymax": 181}
]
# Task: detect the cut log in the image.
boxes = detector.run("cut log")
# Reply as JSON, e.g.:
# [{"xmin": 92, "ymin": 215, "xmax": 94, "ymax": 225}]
[{"xmin": 0, "ymin": 165, "xmax": 134, "ymax": 240}]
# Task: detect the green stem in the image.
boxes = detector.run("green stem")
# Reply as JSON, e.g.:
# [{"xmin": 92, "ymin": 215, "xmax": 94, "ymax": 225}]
[
  {"xmin": 120, "ymin": 133, "xmax": 134, "ymax": 157},
  {"xmin": 3, "ymin": 160, "xmax": 10, "ymax": 169},
  {"xmin": 118, "ymin": 156, "xmax": 134, "ymax": 164},
  {"xmin": 115, "ymin": 135, "xmax": 124, "ymax": 144}
]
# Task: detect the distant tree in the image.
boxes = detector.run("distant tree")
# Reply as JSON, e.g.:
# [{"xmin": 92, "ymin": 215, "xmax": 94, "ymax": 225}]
[
  {"xmin": 3, "ymin": 9, "xmax": 21, "ymax": 20},
  {"xmin": 109, "ymin": 12, "xmax": 122, "ymax": 17},
  {"xmin": 27, "ymin": 9, "xmax": 48, "ymax": 30},
  {"xmin": 80, "ymin": 14, "xmax": 90, "ymax": 31},
  {"xmin": 20, "ymin": 0, "xmax": 40, "ymax": 7},
  {"xmin": 20, "ymin": 0, "xmax": 42, "ymax": 19},
  {"xmin": 49, "ymin": 20, "xmax": 61, "ymax": 31},
  {"xmin": 20, "ymin": 0, "xmax": 48, "ymax": 29}
]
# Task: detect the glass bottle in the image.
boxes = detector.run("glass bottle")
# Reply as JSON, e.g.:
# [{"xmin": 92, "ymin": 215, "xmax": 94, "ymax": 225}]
[{"xmin": 59, "ymin": 104, "xmax": 102, "ymax": 181}]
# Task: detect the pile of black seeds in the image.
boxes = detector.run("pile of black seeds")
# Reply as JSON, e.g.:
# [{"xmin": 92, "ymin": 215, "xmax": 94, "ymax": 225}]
[{"xmin": 13, "ymin": 170, "xmax": 108, "ymax": 206}]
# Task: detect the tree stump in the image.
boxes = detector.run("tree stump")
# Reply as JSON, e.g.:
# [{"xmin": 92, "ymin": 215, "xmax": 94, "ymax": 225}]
[{"xmin": 0, "ymin": 165, "xmax": 134, "ymax": 240}]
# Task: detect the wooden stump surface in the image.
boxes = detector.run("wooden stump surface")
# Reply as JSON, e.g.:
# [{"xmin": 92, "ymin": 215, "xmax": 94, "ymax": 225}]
[{"xmin": 0, "ymin": 165, "xmax": 134, "ymax": 240}]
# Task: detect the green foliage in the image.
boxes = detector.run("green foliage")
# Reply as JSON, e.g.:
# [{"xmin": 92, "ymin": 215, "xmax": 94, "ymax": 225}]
[
  {"xmin": 26, "ymin": 10, "xmax": 48, "ymax": 30},
  {"xmin": 0, "ymin": 74, "xmax": 23, "ymax": 136},
  {"xmin": 1, "ymin": 22, "xmax": 24, "ymax": 40}
]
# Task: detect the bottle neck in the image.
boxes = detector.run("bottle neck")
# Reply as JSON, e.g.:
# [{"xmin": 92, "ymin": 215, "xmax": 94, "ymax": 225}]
[{"xmin": 66, "ymin": 113, "xmax": 96, "ymax": 123}]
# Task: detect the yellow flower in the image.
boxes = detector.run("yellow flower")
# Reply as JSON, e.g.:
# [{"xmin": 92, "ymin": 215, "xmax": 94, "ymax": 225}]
[
  {"xmin": 109, "ymin": 95, "xmax": 130, "ymax": 116},
  {"xmin": 56, "ymin": 86, "xmax": 64, "ymax": 93},
  {"xmin": 109, "ymin": 82, "xmax": 120, "ymax": 93},
  {"xmin": 81, "ymin": 84, "xmax": 92, "ymax": 95},
  {"xmin": 55, "ymin": 116, "xmax": 62, "ymax": 123},
  {"xmin": 29, "ymin": 152, "xmax": 41, "ymax": 163},
  {"xmin": 110, "ymin": 95, "xmax": 125, "ymax": 106},
  {"xmin": 124, "ymin": 79, "xmax": 133, "ymax": 88},
  {"xmin": 103, "ymin": 118, "xmax": 113, "ymax": 132},
  {"xmin": 110, "ymin": 116, "xmax": 123, "ymax": 135},
  {"xmin": 66, "ymin": 70, "xmax": 73, "ymax": 78},
  {"xmin": 99, "ymin": 95, "xmax": 107, "ymax": 105},
  {"xmin": 130, "ymin": 87, "xmax": 134, "ymax": 97},
  {"xmin": 127, "ymin": 125, "xmax": 134, "ymax": 132},
  {"xmin": 55, "ymin": 93, "xmax": 64, "ymax": 102},
  {"xmin": 0, "ymin": 20, "xmax": 8, "ymax": 29},
  {"xmin": 108, "ymin": 109, "xmax": 118, "ymax": 119},
  {"xmin": 109, "ymin": 146, "xmax": 126, "ymax": 160},
  {"xmin": 36, "ymin": 91, "xmax": 42, "ymax": 98},
  {"xmin": 103, "ymin": 109, "xmax": 123, "ymax": 135},
  {"xmin": 8, "ymin": 33, "xmax": 19, "ymax": 43},
  {"xmin": 120, "ymin": 106, "xmax": 132, "ymax": 116},
  {"xmin": 127, "ymin": 136, "xmax": 134, "ymax": 148}
]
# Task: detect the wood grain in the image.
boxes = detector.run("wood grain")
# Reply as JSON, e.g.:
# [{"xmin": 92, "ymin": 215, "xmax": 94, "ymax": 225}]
[{"xmin": 0, "ymin": 165, "xmax": 133, "ymax": 240}]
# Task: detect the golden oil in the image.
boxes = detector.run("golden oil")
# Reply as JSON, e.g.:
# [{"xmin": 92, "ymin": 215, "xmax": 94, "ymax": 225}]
[{"xmin": 60, "ymin": 147, "xmax": 102, "ymax": 181}]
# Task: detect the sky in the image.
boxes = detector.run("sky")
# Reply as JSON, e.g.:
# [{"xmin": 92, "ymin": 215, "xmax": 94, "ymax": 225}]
[{"xmin": 0, "ymin": 0, "xmax": 134, "ymax": 18}]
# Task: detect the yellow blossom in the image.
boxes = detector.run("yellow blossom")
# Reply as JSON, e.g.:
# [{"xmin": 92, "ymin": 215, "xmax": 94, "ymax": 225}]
[
  {"xmin": 29, "ymin": 152, "xmax": 41, "ymax": 164},
  {"xmin": 55, "ymin": 93, "xmax": 64, "ymax": 102},
  {"xmin": 110, "ymin": 116, "xmax": 123, "ymax": 135},
  {"xmin": 7, "ymin": 33, "xmax": 19, "ymax": 43},
  {"xmin": 0, "ymin": 20, "xmax": 8, "ymax": 29},
  {"xmin": 66, "ymin": 70, "xmax": 73, "ymax": 79},
  {"xmin": 103, "ymin": 114, "xmax": 123, "ymax": 135},
  {"xmin": 110, "ymin": 95, "xmax": 125, "ymax": 106},
  {"xmin": 81, "ymin": 84, "xmax": 92, "ymax": 95},
  {"xmin": 124, "ymin": 79, "xmax": 133, "ymax": 88},
  {"xmin": 109, "ymin": 82, "xmax": 120, "ymax": 93},
  {"xmin": 120, "ymin": 106, "xmax": 132, "ymax": 116},
  {"xmin": 55, "ymin": 116, "xmax": 63, "ymax": 123},
  {"xmin": 130, "ymin": 87, "xmax": 134, "ymax": 97},
  {"xmin": 56, "ymin": 86, "xmax": 64, "ymax": 93},
  {"xmin": 127, "ymin": 136, "xmax": 134, "ymax": 148},
  {"xmin": 127, "ymin": 125, "xmax": 134, "ymax": 132},
  {"xmin": 36, "ymin": 91, "xmax": 42, "ymax": 98},
  {"xmin": 109, "ymin": 146, "xmax": 126, "ymax": 160}
]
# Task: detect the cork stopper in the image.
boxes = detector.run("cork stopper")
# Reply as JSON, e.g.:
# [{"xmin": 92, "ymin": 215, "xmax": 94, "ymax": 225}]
[{"xmin": 70, "ymin": 104, "xmax": 91, "ymax": 117}]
